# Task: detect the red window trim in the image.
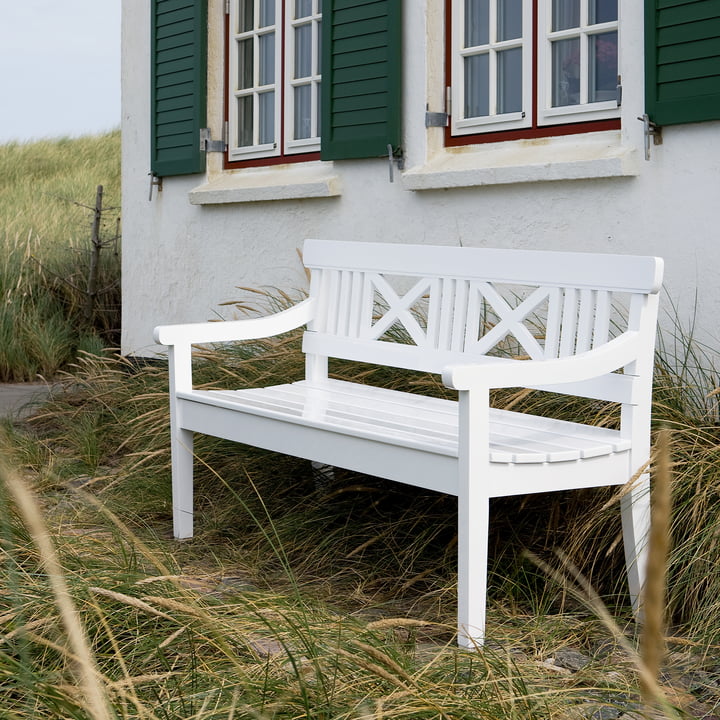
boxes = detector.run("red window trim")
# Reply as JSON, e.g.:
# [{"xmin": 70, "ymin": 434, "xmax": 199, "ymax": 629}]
[
  {"xmin": 443, "ymin": 0, "xmax": 620, "ymax": 149},
  {"xmin": 223, "ymin": 3, "xmax": 321, "ymax": 171}
]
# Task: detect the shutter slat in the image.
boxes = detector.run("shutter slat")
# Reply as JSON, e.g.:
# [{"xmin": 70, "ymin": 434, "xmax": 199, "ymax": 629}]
[{"xmin": 151, "ymin": 0, "xmax": 207, "ymax": 177}]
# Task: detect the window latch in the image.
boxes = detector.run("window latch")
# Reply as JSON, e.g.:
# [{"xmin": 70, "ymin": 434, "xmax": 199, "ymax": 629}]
[
  {"xmin": 638, "ymin": 114, "xmax": 662, "ymax": 161},
  {"xmin": 200, "ymin": 128, "xmax": 227, "ymax": 153}
]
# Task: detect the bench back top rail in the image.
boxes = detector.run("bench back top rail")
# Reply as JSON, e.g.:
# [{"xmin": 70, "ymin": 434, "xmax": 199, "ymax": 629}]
[{"xmin": 301, "ymin": 240, "xmax": 663, "ymax": 402}]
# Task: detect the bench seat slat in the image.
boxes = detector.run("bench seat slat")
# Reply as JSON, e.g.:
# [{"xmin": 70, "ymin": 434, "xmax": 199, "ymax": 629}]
[{"xmin": 179, "ymin": 379, "xmax": 627, "ymax": 465}]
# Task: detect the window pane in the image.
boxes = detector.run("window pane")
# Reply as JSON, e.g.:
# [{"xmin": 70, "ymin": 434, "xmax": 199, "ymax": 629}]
[
  {"xmin": 552, "ymin": 0, "xmax": 579, "ymax": 31},
  {"xmin": 259, "ymin": 91, "xmax": 275, "ymax": 144},
  {"xmin": 295, "ymin": 0, "xmax": 312, "ymax": 18},
  {"xmin": 551, "ymin": 37, "xmax": 580, "ymax": 106},
  {"xmin": 465, "ymin": 0, "xmax": 489, "ymax": 47},
  {"xmin": 237, "ymin": 38, "xmax": 253, "ymax": 89},
  {"xmin": 295, "ymin": 23, "xmax": 312, "ymax": 78},
  {"xmin": 497, "ymin": 0, "xmax": 522, "ymax": 42},
  {"xmin": 259, "ymin": 32, "xmax": 275, "ymax": 86},
  {"xmin": 238, "ymin": 0, "xmax": 254, "ymax": 32},
  {"xmin": 589, "ymin": 0, "xmax": 617, "ymax": 24},
  {"xmin": 237, "ymin": 96, "xmax": 253, "ymax": 146},
  {"xmin": 294, "ymin": 84, "xmax": 312, "ymax": 139},
  {"xmin": 464, "ymin": 53, "xmax": 489, "ymax": 117},
  {"xmin": 259, "ymin": 0, "xmax": 275, "ymax": 27},
  {"xmin": 589, "ymin": 31, "xmax": 617, "ymax": 102},
  {"xmin": 497, "ymin": 47, "xmax": 522, "ymax": 113}
]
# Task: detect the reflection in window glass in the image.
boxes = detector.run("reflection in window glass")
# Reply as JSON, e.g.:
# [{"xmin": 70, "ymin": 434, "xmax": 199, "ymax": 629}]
[
  {"xmin": 497, "ymin": 47, "xmax": 522, "ymax": 113},
  {"xmin": 296, "ymin": 0, "xmax": 312, "ymax": 17},
  {"xmin": 589, "ymin": 0, "xmax": 617, "ymax": 24},
  {"xmin": 552, "ymin": 37, "xmax": 580, "ymax": 106},
  {"xmin": 465, "ymin": 53, "xmax": 489, "ymax": 117},
  {"xmin": 497, "ymin": 0, "xmax": 522, "ymax": 41},
  {"xmin": 465, "ymin": 0, "xmax": 489, "ymax": 47},
  {"xmin": 238, "ymin": 0, "xmax": 254, "ymax": 32},
  {"xmin": 589, "ymin": 31, "xmax": 617, "ymax": 102},
  {"xmin": 294, "ymin": 85, "xmax": 312, "ymax": 138},
  {"xmin": 259, "ymin": 32, "xmax": 275, "ymax": 86},
  {"xmin": 237, "ymin": 39, "xmax": 253, "ymax": 89},
  {"xmin": 295, "ymin": 23, "xmax": 312, "ymax": 78},
  {"xmin": 259, "ymin": 0, "xmax": 275, "ymax": 27},
  {"xmin": 552, "ymin": 0, "xmax": 579, "ymax": 31},
  {"xmin": 259, "ymin": 91, "xmax": 275, "ymax": 144},
  {"xmin": 238, "ymin": 96, "xmax": 253, "ymax": 146}
]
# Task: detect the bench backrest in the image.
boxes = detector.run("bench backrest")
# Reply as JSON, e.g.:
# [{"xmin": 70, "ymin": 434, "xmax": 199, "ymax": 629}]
[{"xmin": 301, "ymin": 240, "xmax": 663, "ymax": 402}]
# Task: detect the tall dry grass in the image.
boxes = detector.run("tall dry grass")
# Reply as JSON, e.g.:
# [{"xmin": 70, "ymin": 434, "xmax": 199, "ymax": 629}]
[
  {"xmin": 2, "ymin": 289, "xmax": 718, "ymax": 718},
  {"xmin": 0, "ymin": 132, "xmax": 121, "ymax": 380}
]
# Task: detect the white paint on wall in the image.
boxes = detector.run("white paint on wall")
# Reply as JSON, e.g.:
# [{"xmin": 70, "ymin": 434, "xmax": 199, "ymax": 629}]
[{"xmin": 121, "ymin": 0, "xmax": 720, "ymax": 358}]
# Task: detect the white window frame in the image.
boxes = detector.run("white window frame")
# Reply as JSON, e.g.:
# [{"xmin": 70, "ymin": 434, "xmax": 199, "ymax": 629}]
[
  {"xmin": 537, "ymin": 0, "xmax": 620, "ymax": 126},
  {"xmin": 451, "ymin": 0, "xmax": 533, "ymax": 136},
  {"xmin": 228, "ymin": 0, "xmax": 321, "ymax": 163},
  {"xmin": 285, "ymin": 2, "xmax": 322, "ymax": 154},
  {"xmin": 450, "ymin": 0, "xmax": 620, "ymax": 138}
]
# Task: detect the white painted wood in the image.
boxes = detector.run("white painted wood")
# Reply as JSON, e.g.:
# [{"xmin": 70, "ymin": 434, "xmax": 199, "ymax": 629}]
[
  {"xmin": 154, "ymin": 241, "xmax": 663, "ymax": 649},
  {"xmin": 544, "ymin": 286, "xmax": 563, "ymax": 358},
  {"xmin": 576, "ymin": 289, "xmax": 595, "ymax": 353},
  {"xmin": 559, "ymin": 288, "xmax": 579, "ymax": 358},
  {"xmin": 154, "ymin": 298, "xmax": 316, "ymax": 346},
  {"xmin": 167, "ymin": 344, "xmax": 195, "ymax": 538},
  {"xmin": 457, "ymin": 389, "xmax": 491, "ymax": 648},
  {"xmin": 302, "ymin": 240, "xmax": 664, "ymax": 294}
]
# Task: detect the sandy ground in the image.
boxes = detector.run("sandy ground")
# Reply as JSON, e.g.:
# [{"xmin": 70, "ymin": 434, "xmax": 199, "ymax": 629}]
[{"xmin": 0, "ymin": 382, "xmax": 55, "ymax": 420}]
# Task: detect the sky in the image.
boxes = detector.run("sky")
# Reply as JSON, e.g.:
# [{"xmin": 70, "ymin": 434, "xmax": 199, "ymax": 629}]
[{"xmin": 0, "ymin": 0, "xmax": 121, "ymax": 144}]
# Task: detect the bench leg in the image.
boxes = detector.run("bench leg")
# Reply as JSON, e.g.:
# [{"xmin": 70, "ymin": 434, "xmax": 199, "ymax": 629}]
[
  {"xmin": 171, "ymin": 427, "xmax": 194, "ymax": 539},
  {"xmin": 620, "ymin": 474, "xmax": 651, "ymax": 615},
  {"xmin": 457, "ymin": 493, "xmax": 490, "ymax": 649}
]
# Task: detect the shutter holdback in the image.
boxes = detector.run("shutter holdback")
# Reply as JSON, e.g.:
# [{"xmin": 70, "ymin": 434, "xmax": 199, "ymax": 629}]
[
  {"xmin": 638, "ymin": 114, "xmax": 662, "ymax": 161},
  {"xmin": 148, "ymin": 172, "xmax": 163, "ymax": 202}
]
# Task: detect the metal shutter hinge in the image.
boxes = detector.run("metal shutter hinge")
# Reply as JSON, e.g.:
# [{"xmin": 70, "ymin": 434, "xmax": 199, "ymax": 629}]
[
  {"xmin": 425, "ymin": 111, "xmax": 449, "ymax": 127},
  {"xmin": 200, "ymin": 128, "xmax": 227, "ymax": 153}
]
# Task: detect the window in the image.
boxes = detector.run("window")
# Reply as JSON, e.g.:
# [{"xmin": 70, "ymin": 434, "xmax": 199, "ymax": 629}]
[
  {"xmin": 227, "ymin": 0, "xmax": 322, "ymax": 163},
  {"xmin": 450, "ymin": 0, "xmax": 620, "ymax": 140}
]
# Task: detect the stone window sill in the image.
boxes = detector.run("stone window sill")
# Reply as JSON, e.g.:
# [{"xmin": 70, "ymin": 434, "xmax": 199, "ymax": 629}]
[
  {"xmin": 189, "ymin": 161, "xmax": 341, "ymax": 204},
  {"xmin": 402, "ymin": 132, "xmax": 639, "ymax": 191}
]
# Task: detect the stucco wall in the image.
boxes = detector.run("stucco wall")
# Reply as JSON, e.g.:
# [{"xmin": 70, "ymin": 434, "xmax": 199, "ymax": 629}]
[{"xmin": 121, "ymin": 0, "xmax": 720, "ymax": 357}]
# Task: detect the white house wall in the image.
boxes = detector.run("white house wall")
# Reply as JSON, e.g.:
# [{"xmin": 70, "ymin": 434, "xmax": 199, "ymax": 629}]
[{"xmin": 122, "ymin": 0, "xmax": 720, "ymax": 357}]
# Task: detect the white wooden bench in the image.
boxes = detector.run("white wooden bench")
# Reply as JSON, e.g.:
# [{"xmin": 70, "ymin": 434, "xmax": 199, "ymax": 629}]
[{"xmin": 154, "ymin": 240, "xmax": 663, "ymax": 648}]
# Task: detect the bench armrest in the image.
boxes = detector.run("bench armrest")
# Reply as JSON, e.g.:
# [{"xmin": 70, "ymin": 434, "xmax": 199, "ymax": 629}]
[
  {"xmin": 153, "ymin": 297, "xmax": 316, "ymax": 347},
  {"xmin": 442, "ymin": 332, "xmax": 642, "ymax": 391}
]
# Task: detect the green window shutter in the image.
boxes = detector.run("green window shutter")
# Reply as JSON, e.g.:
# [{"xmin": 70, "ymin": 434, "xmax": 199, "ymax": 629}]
[
  {"xmin": 645, "ymin": 0, "xmax": 720, "ymax": 126},
  {"xmin": 151, "ymin": 0, "xmax": 207, "ymax": 176},
  {"xmin": 320, "ymin": 0, "xmax": 402, "ymax": 161}
]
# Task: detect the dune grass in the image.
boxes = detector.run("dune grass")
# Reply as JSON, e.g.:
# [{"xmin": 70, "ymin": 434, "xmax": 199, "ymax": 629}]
[
  {"xmin": 0, "ymin": 132, "xmax": 121, "ymax": 381},
  {"xmin": 2, "ymin": 291, "xmax": 720, "ymax": 718}
]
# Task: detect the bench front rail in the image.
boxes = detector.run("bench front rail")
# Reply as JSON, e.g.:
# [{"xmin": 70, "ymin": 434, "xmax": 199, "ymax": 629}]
[{"xmin": 154, "ymin": 240, "xmax": 663, "ymax": 649}]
